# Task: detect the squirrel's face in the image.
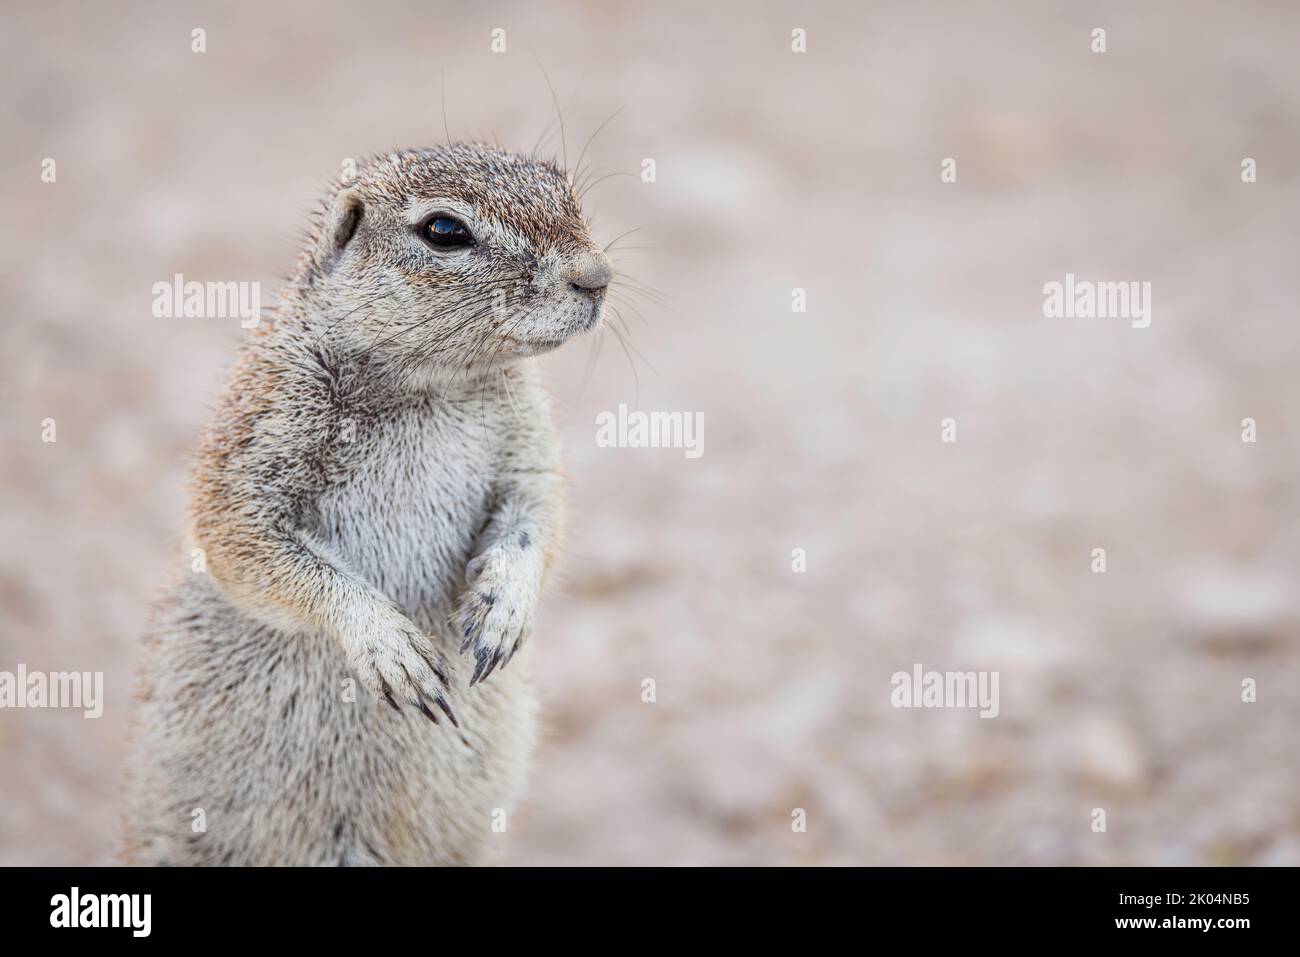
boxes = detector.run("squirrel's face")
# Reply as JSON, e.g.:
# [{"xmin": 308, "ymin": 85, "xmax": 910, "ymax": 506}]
[{"xmin": 308, "ymin": 145, "xmax": 612, "ymax": 378}]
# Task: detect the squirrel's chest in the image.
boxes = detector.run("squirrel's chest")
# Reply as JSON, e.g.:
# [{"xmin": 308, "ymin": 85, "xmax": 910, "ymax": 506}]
[{"xmin": 311, "ymin": 403, "xmax": 499, "ymax": 623}]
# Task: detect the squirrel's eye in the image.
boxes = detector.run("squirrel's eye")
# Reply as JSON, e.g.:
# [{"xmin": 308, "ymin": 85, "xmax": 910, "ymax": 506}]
[{"xmin": 423, "ymin": 215, "xmax": 474, "ymax": 248}]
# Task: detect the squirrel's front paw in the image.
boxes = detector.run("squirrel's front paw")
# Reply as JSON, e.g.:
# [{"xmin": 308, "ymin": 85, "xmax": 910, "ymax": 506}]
[
  {"xmin": 453, "ymin": 549, "xmax": 539, "ymax": 686},
  {"xmin": 340, "ymin": 602, "xmax": 458, "ymax": 726}
]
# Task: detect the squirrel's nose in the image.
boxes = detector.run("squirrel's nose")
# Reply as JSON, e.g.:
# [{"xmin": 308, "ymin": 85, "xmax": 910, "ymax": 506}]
[{"xmin": 566, "ymin": 250, "xmax": 612, "ymax": 295}]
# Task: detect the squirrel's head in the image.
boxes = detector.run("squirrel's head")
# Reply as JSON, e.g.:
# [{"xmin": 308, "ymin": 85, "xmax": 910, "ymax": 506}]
[{"xmin": 303, "ymin": 144, "xmax": 612, "ymax": 379}]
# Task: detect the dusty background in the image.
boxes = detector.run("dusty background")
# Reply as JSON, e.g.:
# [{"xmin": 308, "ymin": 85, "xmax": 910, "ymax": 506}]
[{"xmin": 3, "ymin": 0, "xmax": 1298, "ymax": 866}]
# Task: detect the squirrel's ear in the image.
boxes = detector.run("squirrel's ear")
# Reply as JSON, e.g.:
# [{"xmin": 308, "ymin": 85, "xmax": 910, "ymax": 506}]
[{"xmin": 319, "ymin": 188, "xmax": 364, "ymax": 273}]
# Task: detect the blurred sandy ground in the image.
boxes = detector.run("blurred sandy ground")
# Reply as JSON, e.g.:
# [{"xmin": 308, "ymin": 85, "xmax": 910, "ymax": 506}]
[{"xmin": 2, "ymin": 0, "xmax": 1299, "ymax": 865}]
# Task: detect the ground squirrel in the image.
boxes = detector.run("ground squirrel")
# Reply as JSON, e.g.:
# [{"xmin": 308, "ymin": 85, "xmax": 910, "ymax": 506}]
[{"xmin": 123, "ymin": 144, "xmax": 611, "ymax": 865}]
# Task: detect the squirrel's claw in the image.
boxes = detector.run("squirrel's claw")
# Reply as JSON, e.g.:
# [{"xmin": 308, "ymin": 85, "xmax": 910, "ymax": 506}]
[
  {"xmin": 416, "ymin": 648, "xmax": 451, "ymax": 689},
  {"xmin": 380, "ymin": 681, "xmax": 401, "ymax": 712},
  {"xmin": 501, "ymin": 633, "xmax": 525, "ymax": 670},
  {"xmin": 454, "ymin": 550, "xmax": 539, "ymax": 687},
  {"xmin": 458, "ymin": 617, "xmax": 480, "ymax": 655},
  {"xmin": 470, "ymin": 645, "xmax": 499, "ymax": 686},
  {"xmin": 433, "ymin": 692, "xmax": 459, "ymax": 728},
  {"xmin": 423, "ymin": 694, "xmax": 458, "ymax": 728},
  {"xmin": 395, "ymin": 662, "xmax": 458, "ymax": 728}
]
